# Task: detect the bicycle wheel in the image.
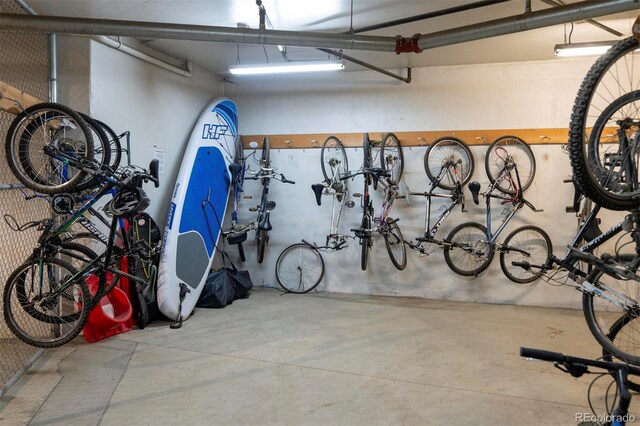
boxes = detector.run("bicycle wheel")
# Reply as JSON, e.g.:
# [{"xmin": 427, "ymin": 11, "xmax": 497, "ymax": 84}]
[
  {"xmin": 485, "ymin": 136, "xmax": 536, "ymax": 195},
  {"xmin": 360, "ymin": 214, "xmax": 371, "ymax": 271},
  {"xmin": 582, "ymin": 255, "xmax": 640, "ymax": 364},
  {"xmin": 384, "ymin": 220, "xmax": 407, "ymax": 270},
  {"xmin": 95, "ymin": 119, "xmax": 122, "ymax": 171},
  {"xmin": 380, "ymin": 132, "xmax": 404, "ymax": 184},
  {"xmin": 499, "ymin": 225, "xmax": 552, "ymax": 284},
  {"xmin": 602, "ymin": 313, "xmax": 640, "ymax": 392},
  {"xmin": 5, "ymin": 102, "xmax": 94, "ymax": 194},
  {"xmin": 261, "ymin": 137, "xmax": 271, "ymax": 167},
  {"xmin": 424, "ymin": 136, "xmax": 475, "ymax": 190},
  {"xmin": 569, "ymin": 36, "xmax": 640, "ymax": 211},
  {"xmin": 363, "ymin": 133, "xmax": 372, "ymax": 186},
  {"xmin": 3, "ymin": 257, "xmax": 91, "ymax": 348},
  {"xmin": 444, "ymin": 222, "xmax": 494, "ymax": 276},
  {"xmin": 275, "ymin": 243, "xmax": 325, "ymax": 293},
  {"xmin": 321, "ymin": 136, "xmax": 348, "ymax": 188},
  {"xmin": 257, "ymin": 229, "xmax": 268, "ymax": 263},
  {"xmin": 75, "ymin": 112, "xmax": 111, "ymax": 191}
]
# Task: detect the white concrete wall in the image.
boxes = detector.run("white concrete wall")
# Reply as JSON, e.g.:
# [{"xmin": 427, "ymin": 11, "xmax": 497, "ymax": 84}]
[
  {"xmin": 88, "ymin": 41, "xmax": 224, "ymax": 224},
  {"xmin": 228, "ymin": 58, "xmax": 626, "ymax": 309}
]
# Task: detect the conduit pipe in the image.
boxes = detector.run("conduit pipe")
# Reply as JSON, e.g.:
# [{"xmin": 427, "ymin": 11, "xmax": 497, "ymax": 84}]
[
  {"xmin": 0, "ymin": 0, "xmax": 638, "ymax": 53},
  {"xmin": 92, "ymin": 36, "xmax": 192, "ymax": 77}
]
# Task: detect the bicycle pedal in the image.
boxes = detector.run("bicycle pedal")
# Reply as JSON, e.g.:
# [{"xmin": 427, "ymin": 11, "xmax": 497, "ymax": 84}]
[
  {"xmin": 395, "ymin": 195, "xmax": 406, "ymax": 199},
  {"xmin": 243, "ymin": 195, "xmax": 253, "ymax": 199},
  {"xmin": 248, "ymin": 207, "xmax": 258, "ymax": 212}
]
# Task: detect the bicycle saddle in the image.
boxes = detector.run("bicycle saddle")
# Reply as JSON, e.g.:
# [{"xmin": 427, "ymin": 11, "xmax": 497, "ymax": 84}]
[
  {"xmin": 468, "ymin": 181, "xmax": 481, "ymax": 205},
  {"xmin": 311, "ymin": 183, "xmax": 324, "ymax": 206}
]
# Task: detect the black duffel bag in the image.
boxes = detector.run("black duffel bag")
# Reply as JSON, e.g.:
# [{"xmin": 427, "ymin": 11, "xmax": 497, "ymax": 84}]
[{"xmin": 196, "ymin": 255, "xmax": 252, "ymax": 309}]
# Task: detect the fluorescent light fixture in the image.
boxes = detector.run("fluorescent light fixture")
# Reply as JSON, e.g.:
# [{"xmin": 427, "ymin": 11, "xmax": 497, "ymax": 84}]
[
  {"xmin": 229, "ymin": 61, "xmax": 345, "ymax": 75},
  {"xmin": 554, "ymin": 41, "xmax": 616, "ymax": 57}
]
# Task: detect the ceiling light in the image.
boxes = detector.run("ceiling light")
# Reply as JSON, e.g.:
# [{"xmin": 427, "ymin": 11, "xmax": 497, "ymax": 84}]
[
  {"xmin": 554, "ymin": 41, "xmax": 616, "ymax": 57},
  {"xmin": 229, "ymin": 61, "xmax": 345, "ymax": 76}
]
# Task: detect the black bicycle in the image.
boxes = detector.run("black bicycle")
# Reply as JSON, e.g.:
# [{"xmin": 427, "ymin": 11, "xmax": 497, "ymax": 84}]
[
  {"xmin": 568, "ymin": 25, "xmax": 640, "ymax": 211},
  {"xmin": 521, "ymin": 347, "xmax": 640, "ymax": 426}
]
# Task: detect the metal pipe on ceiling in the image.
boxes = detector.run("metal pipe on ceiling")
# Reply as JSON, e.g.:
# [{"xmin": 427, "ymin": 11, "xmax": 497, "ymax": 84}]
[
  {"xmin": 416, "ymin": 0, "xmax": 639, "ymax": 51},
  {"xmin": 351, "ymin": 0, "xmax": 511, "ymax": 34},
  {"xmin": 0, "ymin": 0, "xmax": 638, "ymax": 53},
  {"xmin": 317, "ymin": 48, "xmax": 411, "ymax": 83}
]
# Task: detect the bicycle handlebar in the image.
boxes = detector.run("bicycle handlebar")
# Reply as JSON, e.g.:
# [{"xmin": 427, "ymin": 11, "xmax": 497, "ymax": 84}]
[{"xmin": 520, "ymin": 346, "xmax": 640, "ymax": 376}]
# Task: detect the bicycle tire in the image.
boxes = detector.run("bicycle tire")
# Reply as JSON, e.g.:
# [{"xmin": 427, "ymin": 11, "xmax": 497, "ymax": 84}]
[
  {"xmin": 275, "ymin": 243, "xmax": 325, "ymax": 293},
  {"xmin": 55, "ymin": 242, "xmax": 103, "ymax": 306},
  {"xmin": 582, "ymin": 254, "xmax": 640, "ymax": 364},
  {"xmin": 321, "ymin": 136, "xmax": 348, "ymax": 189},
  {"xmin": 443, "ymin": 222, "xmax": 494, "ymax": 276},
  {"xmin": 363, "ymin": 133, "xmax": 372, "ymax": 186},
  {"xmin": 380, "ymin": 132, "xmax": 404, "ymax": 184},
  {"xmin": 233, "ymin": 134, "xmax": 244, "ymax": 165},
  {"xmin": 602, "ymin": 314, "xmax": 640, "ymax": 392},
  {"xmin": 262, "ymin": 137, "xmax": 271, "ymax": 167},
  {"xmin": 384, "ymin": 220, "xmax": 407, "ymax": 270},
  {"xmin": 75, "ymin": 112, "xmax": 111, "ymax": 191},
  {"xmin": 95, "ymin": 119, "xmax": 122, "ymax": 171},
  {"xmin": 499, "ymin": 225, "xmax": 552, "ymax": 284},
  {"xmin": 3, "ymin": 257, "xmax": 91, "ymax": 348},
  {"xmin": 257, "ymin": 229, "xmax": 268, "ymax": 263},
  {"xmin": 5, "ymin": 102, "xmax": 95, "ymax": 194},
  {"xmin": 360, "ymin": 214, "xmax": 371, "ymax": 271},
  {"xmin": 569, "ymin": 36, "xmax": 640, "ymax": 211},
  {"xmin": 424, "ymin": 136, "xmax": 475, "ymax": 190},
  {"xmin": 485, "ymin": 136, "xmax": 536, "ymax": 195}
]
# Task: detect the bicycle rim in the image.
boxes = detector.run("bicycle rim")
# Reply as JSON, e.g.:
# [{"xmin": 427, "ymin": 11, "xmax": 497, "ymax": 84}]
[
  {"xmin": 384, "ymin": 221, "xmax": 407, "ymax": 270},
  {"xmin": 444, "ymin": 222, "xmax": 494, "ymax": 276},
  {"xmin": 582, "ymin": 256, "xmax": 640, "ymax": 364},
  {"xmin": 321, "ymin": 136, "xmax": 348, "ymax": 191},
  {"xmin": 5, "ymin": 103, "xmax": 94, "ymax": 194},
  {"xmin": 499, "ymin": 226, "xmax": 552, "ymax": 284},
  {"xmin": 275, "ymin": 243, "xmax": 325, "ymax": 293},
  {"xmin": 569, "ymin": 36, "xmax": 640, "ymax": 211},
  {"xmin": 381, "ymin": 132, "xmax": 404, "ymax": 184},
  {"xmin": 424, "ymin": 136, "xmax": 474, "ymax": 190},
  {"xmin": 3, "ymin": 257, "xmax": 91, "ymax": 348},
  {"xmin": 485, "ymin": 136, "xmax": 536, "ymax": 195}
]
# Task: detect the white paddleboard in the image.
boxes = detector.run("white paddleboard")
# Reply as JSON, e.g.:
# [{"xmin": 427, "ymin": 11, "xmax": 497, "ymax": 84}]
[{"xmin": 157, "ymin": 97, "xmax": 238, "ymax": 321}]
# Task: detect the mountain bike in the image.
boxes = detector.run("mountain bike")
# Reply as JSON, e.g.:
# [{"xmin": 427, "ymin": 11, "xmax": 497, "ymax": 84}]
[
  {"xmin": 2, "ymin": 152, "xmax": 160, "ymax": 347},
  {"xmin": 443, "ymin": 137, "xmax": 552, "ymax": 283},
  {"xmin": 406, "ymin": 136, "xmax": 474, "ymax": 256},
  {"xmin": 243, "ymin": 137, "xmax": 295, "ymax": 263},
  {"xmin": 521, "ymin": 347, "xmax": 640, "ymax": 426},
  {"xmin": 343, "ymin": 134, "xmax": 406, "ymax": 271},
  {"xmin": 568, "ymin": 23, "xmax": 640, "ymax": 211}
]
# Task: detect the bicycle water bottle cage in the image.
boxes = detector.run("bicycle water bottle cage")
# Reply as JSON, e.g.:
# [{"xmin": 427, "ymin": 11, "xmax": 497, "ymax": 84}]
[
  {"xmin": 229, "ymin": 163, "xmax": 242, "ymax": 183},
  {"xmin": 469, "ymin": 181, "xmax": 481, "ymax": 205},
  {"xmin": 311, "ymin": 183, "xmax": 324, "ymax": 206},
  {"xmin": 259, "ymin": 212, "xmax": 273, "ymax": 231}
]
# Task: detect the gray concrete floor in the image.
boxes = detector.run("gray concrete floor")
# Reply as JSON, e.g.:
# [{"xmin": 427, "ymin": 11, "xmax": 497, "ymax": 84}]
[{"xmin": 1, "ymin": 287, "xmax": 637, "ymax": 425}]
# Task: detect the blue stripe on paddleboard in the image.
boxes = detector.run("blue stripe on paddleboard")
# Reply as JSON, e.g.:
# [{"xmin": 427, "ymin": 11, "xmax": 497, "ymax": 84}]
[
  {"xmin": 214, "ymin": 100, "xmax": 238, "ymax": 135},
  {"xmin": 167, "ymin": 202, "xmax": 176, "ymax": 230},
  {"xmin": 178, "ymin": 147, "xmax": 230, "ymax": 257}
]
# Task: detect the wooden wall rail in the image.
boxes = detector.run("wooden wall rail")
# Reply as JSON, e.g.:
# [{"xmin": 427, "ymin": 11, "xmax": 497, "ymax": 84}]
[
  {"xmin": 242, "ymin": 128, "xmax": 575, "ymax": 149},
  {"xmin": 0, "ymin": 81, "xmax": 42, "ymax": 115}
]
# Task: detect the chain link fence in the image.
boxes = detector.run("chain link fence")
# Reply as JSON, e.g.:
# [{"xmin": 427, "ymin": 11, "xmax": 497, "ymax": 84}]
[{"xmin": 0, "ymin": 0, "xmax": 51, "ymax": 396}]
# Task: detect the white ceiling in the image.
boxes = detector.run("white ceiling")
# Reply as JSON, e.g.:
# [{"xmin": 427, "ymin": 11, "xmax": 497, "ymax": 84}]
[{"xmin": 23, "ymin": 0, "xmax": 640, "ymax": 77}]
